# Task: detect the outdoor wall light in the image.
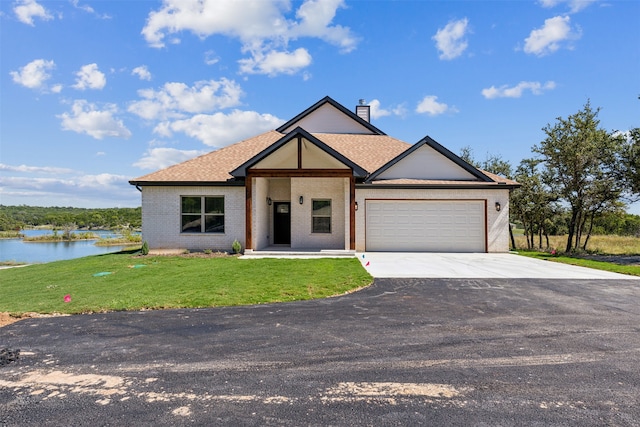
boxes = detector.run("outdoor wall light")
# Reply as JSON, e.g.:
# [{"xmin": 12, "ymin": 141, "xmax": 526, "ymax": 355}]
[
  {"xmin": 299, "ymin": 196, "xmax": 304, "ymax": 205},
  {"xmin": 267, "ymin": 197, "xmax": 272, "ymax": 206},
  {"xmin": 355, "ymin": 201, "xmax": 358, "ymax": 211},
  {"xmin": 495, "ymin": 202, "xmax": 501, "ymax": 212}
]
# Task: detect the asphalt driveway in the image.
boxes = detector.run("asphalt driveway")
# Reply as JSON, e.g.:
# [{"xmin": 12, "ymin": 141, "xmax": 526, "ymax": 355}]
[
  {"xmin": 358, "ymin": 252, "xmax": 638, "ymax": 279},
  {"xmin": 2, "ymin": 274, "xmax": 640, "ymax": 426}
]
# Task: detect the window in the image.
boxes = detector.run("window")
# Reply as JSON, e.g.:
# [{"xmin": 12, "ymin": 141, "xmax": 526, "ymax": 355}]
[
  {"xmin": 181, "ymin": 196, "xmax": 224, "ymax": 233},
  {"xmin": 312, "ymin": 199, "xmax": 331, "ymax": 233}
]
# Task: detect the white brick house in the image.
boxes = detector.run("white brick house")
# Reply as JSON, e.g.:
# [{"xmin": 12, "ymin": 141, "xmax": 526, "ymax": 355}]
[{"xmin": 130, "ymin": 97, "xmax": 518, "ymax": 253}]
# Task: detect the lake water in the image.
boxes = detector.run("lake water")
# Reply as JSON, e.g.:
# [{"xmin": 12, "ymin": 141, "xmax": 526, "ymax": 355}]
[{"xmin": 0, "ymin": 230, "xmax": 136, "ymax": 264}]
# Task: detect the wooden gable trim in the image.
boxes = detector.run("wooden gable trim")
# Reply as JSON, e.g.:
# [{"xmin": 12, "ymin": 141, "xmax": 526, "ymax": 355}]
[
  {"xmin": 231, "ymin": 127, "xmax": 368, "ymax": 178},
  {"xmin": 247, "ymin": 169, "xmax": 353, "ymax": 178}
]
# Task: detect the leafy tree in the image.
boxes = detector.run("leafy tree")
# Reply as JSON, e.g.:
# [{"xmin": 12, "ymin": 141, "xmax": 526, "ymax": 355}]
[
  {"xmin": 510, "ymin": 159, "xmax": 558, "ymax": 249},
  {"xmin": 621, "ymin": 128, "xmax": 640, "ymax": 199},
  {"xmin": 534, "ymin": 101, "xmax": 627, "ymax": 252}
]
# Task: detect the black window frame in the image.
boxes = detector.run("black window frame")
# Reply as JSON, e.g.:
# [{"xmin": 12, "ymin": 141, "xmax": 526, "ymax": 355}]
[
  {"xmin": 180, "ymin": 196, "xmax": 225, "ymax": 234},
  {"xmin": 311, "ymin": 199, "xmax": 332, "ymax": 234}
]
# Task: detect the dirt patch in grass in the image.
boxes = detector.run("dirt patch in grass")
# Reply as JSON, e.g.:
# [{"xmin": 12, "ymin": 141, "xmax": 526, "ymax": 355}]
[
  {"xmin": 0, "ymin": 312, "xmax": 20, "ymax": 327},
  {"xmin": 0, "ymin": 312, "xmax": 70, "ymax": 328}
]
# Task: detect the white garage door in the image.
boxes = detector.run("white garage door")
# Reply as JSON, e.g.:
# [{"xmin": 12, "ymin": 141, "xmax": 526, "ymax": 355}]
[{"xmin": 365, "ymin": 200, "xmax": 486, "ymax": 252}]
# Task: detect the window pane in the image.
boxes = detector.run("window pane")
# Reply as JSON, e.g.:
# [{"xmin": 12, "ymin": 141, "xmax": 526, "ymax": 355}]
[
  {"xmin": 182, "ymin": 197, "xmax": 201, "ymax": 214},
  {"xmin": 182, "ymin": 215, "xmax": 201, "ymax": 233},
  {"xmin": 205, "ymin": 215, "xmax": 224, "ymax": 233},
  {"xmin": 312, "ymin": 200, "xmax": 331, "ymax": 216},
  {"xmin": 205, "ymin": 197, "xmax": 224, "ymax": 214},
  {"xmin": 312, "ymin": 217, "xmax": 331, "ymax": 233}
]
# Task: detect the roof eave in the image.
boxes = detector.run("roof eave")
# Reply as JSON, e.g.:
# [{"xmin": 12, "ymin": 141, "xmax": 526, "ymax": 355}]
[
  {"xmin": 128, "ymin": 180, "xmax": 243, "ymax": 187},
  {"xmin": 357, "ymin": 182, "xmax": 520, "ymax": 190}
]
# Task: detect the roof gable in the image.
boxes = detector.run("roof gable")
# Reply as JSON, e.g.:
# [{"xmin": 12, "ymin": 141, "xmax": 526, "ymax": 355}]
[
  {"xmin": 367, "ymin": 135, "xmax": 493, "ymax": 183},
  {"xmin": 230, "ymin": 127, "xmax": 368, "ymax": 178},
  {"xmin": 276, "ymin": 96, "xmax": 385, "ymax": 135}
]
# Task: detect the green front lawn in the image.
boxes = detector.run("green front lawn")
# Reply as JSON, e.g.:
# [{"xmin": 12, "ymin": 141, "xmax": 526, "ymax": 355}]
[
  {"xmin": 517, "ymin": 251, "xmax": 640, "ymax": 276},
  {"xmin": 0, "ymin": 250, "xmax": 372, "ymax": 315}
]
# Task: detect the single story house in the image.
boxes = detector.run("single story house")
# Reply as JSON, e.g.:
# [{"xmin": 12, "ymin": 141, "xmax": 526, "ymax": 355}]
[{"xmin": 129, "ymin": 96, "xmax": 519, "ymax": 253}]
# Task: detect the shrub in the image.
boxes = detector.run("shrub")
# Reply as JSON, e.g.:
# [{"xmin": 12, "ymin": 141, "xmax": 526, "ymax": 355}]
[
  {"xmin": 141, "ymin": 241, "xmax": 149, "ymax": 255},
  {"xmin": 232, "ymin": 239, "xmax": 242, "ymax": 254}
]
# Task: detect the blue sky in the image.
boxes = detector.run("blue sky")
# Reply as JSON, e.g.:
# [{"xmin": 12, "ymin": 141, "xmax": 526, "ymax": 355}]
[{"xmin": 1, "ymin": 0, "xmax": 639, "ymax": 210}]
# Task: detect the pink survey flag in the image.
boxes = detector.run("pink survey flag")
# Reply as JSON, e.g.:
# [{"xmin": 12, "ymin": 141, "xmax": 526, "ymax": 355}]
[{"xmin": 64, "ymin": 294, "xmax": 71, "ymax": 303}]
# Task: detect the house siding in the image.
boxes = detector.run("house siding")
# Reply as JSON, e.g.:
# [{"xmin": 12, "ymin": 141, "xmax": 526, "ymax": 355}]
[
  {"xmin": 141, "ymin": 186, "xmax": 245, "ymax": 251},
  {"xmin": 280, "ymin": 103, "xmax": 373, "ymax": 134},
  {"xmin": 290, "ymin": 177, "xmax": 347, "ymax": 249},
  {"xmin": 355, "ymin": 187, "xmax": 511, "ymax": 253}
]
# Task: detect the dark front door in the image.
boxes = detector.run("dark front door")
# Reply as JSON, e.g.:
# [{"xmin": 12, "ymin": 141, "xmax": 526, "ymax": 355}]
[{"xmin": 273, "ymin": 202, "xmax": 291, "ymax": 245}]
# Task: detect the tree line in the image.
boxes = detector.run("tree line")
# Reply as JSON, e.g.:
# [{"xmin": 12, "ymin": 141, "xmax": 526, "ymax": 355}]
[
  {"xmin": 0, "ymin": 205, "xmax": 142, "ymax": 231},
  {"xmin": 462, "ymin": 100, "xmax": 640, "ymax": 253}
]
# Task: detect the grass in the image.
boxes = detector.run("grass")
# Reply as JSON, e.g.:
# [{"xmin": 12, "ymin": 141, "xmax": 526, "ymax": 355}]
[
  {"xmin": 0, "ymin": 231, "xmax": 23, "ymax": 239},
  {"xmin": 516, "ymin": 250, "xmax": 640, "ymax": 276},
  {"xmin": 23, "ymin": 232, "xmax": 100, "ymax": 242},
  {"xmin": 514, "ymin": 234, "xmax": 640, "ymax": 255},
  {"xmin": 0, "ymin": 250, "xmax": 372, "ymax": 316},
  {"xmin": 95, "ymin": 235, "xmax": 143, "ymax": 246}
]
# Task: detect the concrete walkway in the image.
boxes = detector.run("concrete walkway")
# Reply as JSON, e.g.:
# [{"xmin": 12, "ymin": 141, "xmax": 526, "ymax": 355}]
[{"xmin": 357, "ymin": 252, "xmax": 639, "ymax": 279}]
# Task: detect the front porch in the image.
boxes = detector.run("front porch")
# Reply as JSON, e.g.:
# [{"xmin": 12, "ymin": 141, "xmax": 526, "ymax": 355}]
[
  {"xmin": 246, "ymin": 174, "xmax": 356, "ymax": 251},
  {"xmin": 241, "ymin": 246, "xmax": 356, "ymax": 259}
]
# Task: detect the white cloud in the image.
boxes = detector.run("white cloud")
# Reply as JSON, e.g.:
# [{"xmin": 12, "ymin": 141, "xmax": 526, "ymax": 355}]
[
  {"xmin": 58, "ymin": 100, "xmax": 132, "ymax": 140},
  {"xmin": 432, "ymin": 18, "xmax": 469, "ymax": 60},
  {"xmin": 10, "ymin": 59, "xmax": 55, "ymax": 89},
  {"xmin": 524, "ymin": 16, "xmax": 581, "ymax": 56},
  {"xmin": 369, "ymin": 99, "xmax": 391, "ymax": 119},
  {"xmin": 482, "ymin": 81, "xmax": 557, "ymax": 99},
  {"xmin": 416, "ymin": 96, "xmax": 458, "ymax": 116},
  {"xmin": 538, "ymin": 0, "xmax": 598, "ymax": 13},
  {"xmin": 238, "ymin": 48, "xmax": 312, "ymax": 76},
  {"xmin": 141, "ymin": 0, "xmax": 357, "ymax": 75},
  {"xmin": 0, "ymin": 167, "xmax": 138, "ymax": 208},
  {"xmin": 13, "ymin": 0, "xmax": 53, "ymax": 26},
  {"xmin": 154, "ymin": 110, "xmax": 284, "ymax": 147},
  {"xmin": 73, "ymin": 63, "xmax": 107, "ymax": 90},
  {"xmin": 290, "ymin": 0, "xmax": 358, "ymax": 53},
  {"xmin": 204, "ymin": 50, "xmax": 219, "ymax": 65},
  {"xmin": 0, "ymin": 163, "xmax": 74, "ymax": 174},
  {"xmin": 70, "ymin": 0, "xmax": 111, "ymax": 19},
  {"xmin": 132, "ymin": 65, "xmax": 152, "ymax": 81},
  {"xmin": 133, "ymin": 147, "xmax": 205, "ymax": 170},
  {"xmin": 369, "ymin": 99, "xmax": 406, "ymax": 120},
  {"xmin": 128, "ymin": 78, "xmax": 243, "ymax": 120}
]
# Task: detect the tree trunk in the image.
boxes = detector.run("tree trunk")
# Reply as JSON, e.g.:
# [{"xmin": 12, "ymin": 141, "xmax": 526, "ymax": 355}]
[
  {"xmin": 582, "ymin": 211, "xmax": 596, "ymax": 251},
  {"xmin": 544, "ymin": 229, "xmax": 550, "ymax": 249},
  {"xmin": 509, "ymin": 223, "xmax": 516, "ymax": 251},
  {"xmin": 538, "ymin": 226, "xmax": 542, "ymax": 249},
  {"xmin": 566, "ymin": 208, "xmax": 579, "ymax": 253},
  {"xmin": 574, "ymin": 210, "xmax": 583, "ymax": 251}
]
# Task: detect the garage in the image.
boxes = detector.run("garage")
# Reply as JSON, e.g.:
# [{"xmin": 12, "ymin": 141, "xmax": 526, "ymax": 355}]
[{"xmin": 365, "ymin": 200, "xmax": 486, "ymax": 252}]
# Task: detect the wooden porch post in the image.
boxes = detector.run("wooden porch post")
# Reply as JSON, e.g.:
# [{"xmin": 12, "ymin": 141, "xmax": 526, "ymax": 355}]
[
  {"xmin": 245, "ymin": 176, "xmax": 252, "ymax": 250},
  {"xmin": 349, "ymin": 176, "xmax": 355, "ymax": 250}
]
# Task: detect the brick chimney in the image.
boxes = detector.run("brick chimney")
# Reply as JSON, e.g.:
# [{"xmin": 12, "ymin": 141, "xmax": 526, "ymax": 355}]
[{"xmin": 355, "ymin": 99, "xmax": 370, "ymax": 123}]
